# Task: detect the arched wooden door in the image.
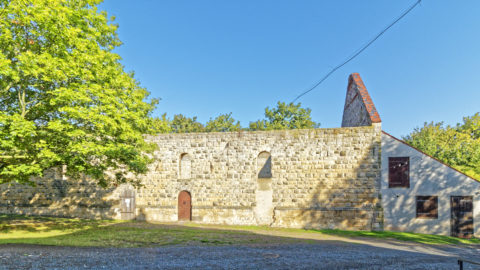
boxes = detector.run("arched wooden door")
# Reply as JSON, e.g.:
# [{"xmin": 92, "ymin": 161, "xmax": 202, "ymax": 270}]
[{"xmin": 178, "ymin": 190, "xmax": 192, "ymax": 221}]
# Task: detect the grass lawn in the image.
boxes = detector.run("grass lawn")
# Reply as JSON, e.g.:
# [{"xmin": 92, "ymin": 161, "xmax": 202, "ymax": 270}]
[
  {"xmin": 0, "ymin": 214, "xmax": 306, "ymax": 247},
  {"xmin": 314, "ymin": 229, "xmax": 480, "ymax": 245},
  {"xmin": 184, "ymin": 223, "xmax": 480, "ymax": 245},
  {"xmin": 0, "ymin": 214, "xmax": 479, "ymax": 247}
]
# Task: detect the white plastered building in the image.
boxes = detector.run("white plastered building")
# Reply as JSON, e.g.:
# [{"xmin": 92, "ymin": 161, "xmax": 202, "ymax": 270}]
[{"xmin": 381, "ymin": 131, "xmax": 480, "ymax": 238}]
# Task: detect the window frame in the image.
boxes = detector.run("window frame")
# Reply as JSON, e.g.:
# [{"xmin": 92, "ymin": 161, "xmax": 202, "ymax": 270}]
[
  {"xmin": 388, "ymin": 157, "xmax": 410, "ymax": 188},
  {"xmin": 416, "ymin": 196, "xmax": 438, "ymax": 219}
]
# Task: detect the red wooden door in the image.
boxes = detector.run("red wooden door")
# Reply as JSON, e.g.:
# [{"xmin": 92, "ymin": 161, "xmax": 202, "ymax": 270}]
[{"xmin": 178, "ymin": 191, "xmax": 191, "ymax": 221}]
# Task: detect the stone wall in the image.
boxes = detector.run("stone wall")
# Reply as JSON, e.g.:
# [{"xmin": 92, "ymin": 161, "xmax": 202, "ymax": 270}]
[
  {"xmin": 0, "ymin": 126, "xmax": 382, "ymax": 230},
  {"xmin": 0, "ymin": 73, "xmax": 384, "ymax": 231},
  {"xmin": 136, "ymin": 125, "xmax": 382, "ymax": 230},
  {"xmin": 0, "ymin": 168, "xmax": 123, "ymax": 219}
]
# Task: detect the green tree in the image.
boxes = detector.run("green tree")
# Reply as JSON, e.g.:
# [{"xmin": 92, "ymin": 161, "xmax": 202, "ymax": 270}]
[
  {"xmin": 249, "ymin": 102, "xmax": 320, "ymax": 131},
  {"xmin": 0, "ymin": 0, "xmax": 158, "ymax": 186},
  {"xmin": 205, "ymin": 113, "xmax": 241, "ymax": 132},
  {"xmin": 149, "ymin": 113, "xmax": 171, "ymax": 134},
  {"xmin": 458, "ymin": 113, "xmax": 480, "ymax": 140},
  {"xmin": 170, "ymin": 114, "xmax": 205, "ymax": 133},
  {"xmin": 404, "ymin": 113, "xmax": 480, "ymax": 179}
]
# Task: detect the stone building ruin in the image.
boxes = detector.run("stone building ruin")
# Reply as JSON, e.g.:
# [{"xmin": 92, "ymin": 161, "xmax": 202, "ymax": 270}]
[{"xmin": 0, "ymin": 73, "xmax": 384, "ymax": 231}]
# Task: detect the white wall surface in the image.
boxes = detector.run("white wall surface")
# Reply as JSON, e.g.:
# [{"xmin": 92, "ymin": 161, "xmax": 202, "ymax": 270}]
[{"xmin": 381, "ymin": 132, "xmax": 480, "ymax": 237}]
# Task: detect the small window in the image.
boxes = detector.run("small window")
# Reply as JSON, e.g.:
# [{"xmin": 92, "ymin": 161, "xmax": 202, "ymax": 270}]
[
  {"xmin": 388, "ymin": 157, "xmax": 409, "ymax": 188},
  {"xmin": 416, "ymin": 196, "xmax": 438, "ymax": 218}
]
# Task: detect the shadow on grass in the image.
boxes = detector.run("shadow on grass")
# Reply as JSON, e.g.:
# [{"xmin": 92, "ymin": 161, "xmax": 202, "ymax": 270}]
[
  {"xmin": 1, "ymin": 214, "xmax": 479, "ymax": 248},
  {"xmin": 0, "ymin": 214, "xmax": 315, "ymax": 248}
]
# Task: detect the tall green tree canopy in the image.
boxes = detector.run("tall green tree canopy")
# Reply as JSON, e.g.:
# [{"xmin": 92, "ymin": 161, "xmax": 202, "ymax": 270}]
[
  {"xmin": 149, "ymin": 113, "xmax": 171, "ymax": 134},
  {"xmin": 170, "ymin": 114, "xmax": 205, "ymax": 133},
  {"xmin": 404, "ymin": 113, "xmax": 480, "ymax": 179},
  {"xmin": 0, "ymin": 0, "xmax": 158, "ymax": 186},
  {"xmin": 249, "ymin": 102, "xmax": 320, "ymax": 131},
  {"xmin": 205, "ymin": 113, "xmax": 240, "ymax": 132}
]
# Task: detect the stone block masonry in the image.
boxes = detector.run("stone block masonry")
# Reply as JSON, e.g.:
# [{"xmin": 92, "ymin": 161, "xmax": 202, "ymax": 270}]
[
  {"xmin": 0, "ymin": 73, "xmax": 383, "ymax": 231},
  {"xmin": 0, "ymin": 125, "xmax": 382, "ymax": 231},
  {"xmin": 0, "ymin": 168, "xmax": 124, "ymax": 219},
  {"xmin": 342, "ymin": 73, "xmax": 381, "ymax": 128},
  {"xmin": 137, "ymin": 125, "xmax": 382, "ymax": 230}
]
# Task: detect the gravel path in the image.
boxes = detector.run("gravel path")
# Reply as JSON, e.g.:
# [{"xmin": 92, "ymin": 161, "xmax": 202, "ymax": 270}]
[{"xmin": 0, "ymin": 240, "xmax": 479, "ymax": 270}]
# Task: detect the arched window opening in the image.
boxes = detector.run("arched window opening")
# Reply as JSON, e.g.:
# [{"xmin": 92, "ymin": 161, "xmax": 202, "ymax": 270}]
[
  {"xmin": 257, "ymin": 151, "xmax": 272, "ymax": 178},
  {"xmin": 255, "ymin": 151, "xmax": 273, "ymax": 225},
  {"xmin": 179, "ymin": 153, "xmax": 192, "ymax": 179}
]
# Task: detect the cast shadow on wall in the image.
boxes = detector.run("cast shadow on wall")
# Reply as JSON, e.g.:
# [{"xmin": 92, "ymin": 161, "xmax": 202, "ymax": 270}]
[
  {"xmin": 0, "ymin": 168, "xmax": 121, "ymax": 220},
  {"xmin": 295, "ymin": 143, "xmax": 381, "ymax": 231}
]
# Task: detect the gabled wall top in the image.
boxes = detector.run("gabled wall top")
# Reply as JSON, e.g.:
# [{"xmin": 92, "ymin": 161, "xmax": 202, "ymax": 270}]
[
  {"xmin": 341, "ymin": 73, "xmax": 381, "ymax": 127},
  {"xmin": 382, "ymin": 131, "xmax": 479, "ymax": 182}
]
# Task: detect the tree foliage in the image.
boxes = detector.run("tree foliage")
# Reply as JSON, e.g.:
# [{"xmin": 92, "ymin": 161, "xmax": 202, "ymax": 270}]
[
  {"xmin": 170, "ymin": 114, "xmax": 205, "ymax": 133},
  {"xmin": 0, "ymin": 0, "xmax": 158, "ymax": 186},
  {"xmin": 249, "ymin": 102, "xmax": 320, "ymax": 131},
  {"xmin": 404, "ymin": 113, "xmax": 480, "ymax": 179},
  {"xmin": 205, "ymin": 113, "xmax": 240, "ymax": 132},
  {"xmin": 149, "ymin": 113, "xmax": 171, "ymax": 134}
]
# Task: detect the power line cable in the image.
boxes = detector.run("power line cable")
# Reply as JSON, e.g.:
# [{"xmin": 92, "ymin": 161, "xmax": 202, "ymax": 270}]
[{"xmin": 292, "ymin": 0, "xmax": 422, "ymax": 103}]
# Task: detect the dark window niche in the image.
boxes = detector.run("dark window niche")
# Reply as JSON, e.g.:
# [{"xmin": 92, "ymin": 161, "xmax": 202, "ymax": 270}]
[
  {"xmin": 257, "ymin": 152, "xmax": 272, "ymax": 178},
  {"xmin": 388, "ymin": 157, "xmax": 409, "ymax": 188},
  {"xmin": 416, "ymin": 196, "xmax": 438, "ymax": 219}
]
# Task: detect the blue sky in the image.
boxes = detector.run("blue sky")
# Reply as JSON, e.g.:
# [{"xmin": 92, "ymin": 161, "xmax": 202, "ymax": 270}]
[{"xmin": 99, "ymin": 0, "xmax": 480, "ymax": 138}]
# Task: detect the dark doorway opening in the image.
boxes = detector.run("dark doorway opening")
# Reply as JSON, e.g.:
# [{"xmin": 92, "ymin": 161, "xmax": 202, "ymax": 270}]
[{"xmin": 451, "ymin": 196, "xmax": 473, "ymax": 238}]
